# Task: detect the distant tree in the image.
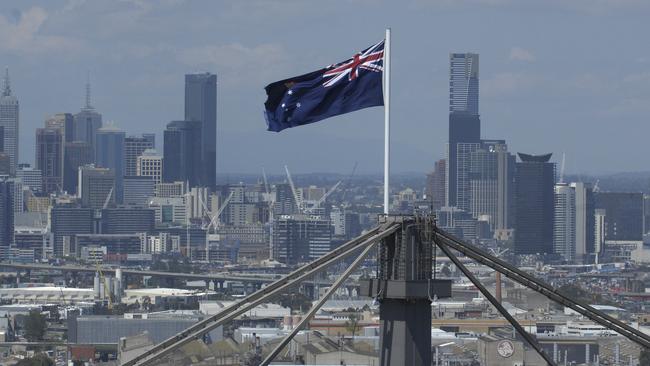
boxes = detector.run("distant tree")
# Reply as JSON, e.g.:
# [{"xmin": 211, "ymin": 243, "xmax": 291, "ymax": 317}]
[
  {"xmin": 277, "ymin": 293, "xmax": 312, "ymax": 312},
  {"xmin": 15, "ymin": 353, "xmax": 54, "ymax": 366},
  {"xmin": 24, "ymin": 310, "xmax": 47, "ymax": 341},
  {"xmin": 345, "ymin": 313, "xmax": 360, "ymax": 337}
]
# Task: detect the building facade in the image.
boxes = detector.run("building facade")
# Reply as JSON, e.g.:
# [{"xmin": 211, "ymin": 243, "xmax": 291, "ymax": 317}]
[
  {"xmin": 35, "ymin": 127, "xmax": 64, "ymax": 194},
  {"xmin": 185, "ymin": 73, "xmax": 217, "ymax": 188},
  {"xmin": 163, "ymin": 120, "xmax": 202, "ymax": 187},
  {"xmin": 0, "ymin": 69, "xmax": 19, "ymax": 174},
  {"xmin": 124, "ymin": 135, "xmax": 154, "ymax": 177},
  {"xmin": 79, "ymin": 166, "xmax": 115, "ymax": 209},
  {"xmin": 96, "ymin": 125, "xmax": 126, "ymax": 203},
  {"xmin": 136, "ymin": 149, "xmax": 162, "ymax": 184}
]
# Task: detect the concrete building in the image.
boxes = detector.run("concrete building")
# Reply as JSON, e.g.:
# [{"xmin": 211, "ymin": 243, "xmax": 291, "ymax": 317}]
[
  {"xmin": 96, "ymin": 124, "xmax": 125, "ymax": 203},
  {"xmin": 155, "ymin": 181, "xmax": 185, "ymax": 198},
  {"xmin": 136, "ymin": 149, "xmax": 162, "ymax": 185},
  {"xmin": 16, "ymin": 164, "xmax": 42, "ymax": 194},
  {"xmin": 78, "ymin": 165, "xmax": 115, "ymax": 209},
  {"xmin": 554, "ymin": 183, "xmax": 576, "ymax": 261},
  {"xmin": 185, "ymin": 73, "xmax": 217, "ymax": 188},
  {"xmin": 0, "ymin": 68, "xmax": 19, "ymax": 174},
  {"xmin": 35, "ymin": 127, "xmax": 64, "ymax": 194},
  {"xmin": 514, "ymin": 153, "xmax": 555, "ymax": 255},
  {"xmin": 0, "ymin": 287, "xmax": 94, "ymax": 304},
  {"xmin": 572, "ymin": 182, "xmax": 595, "ymax": 260},
  {"xmin": 148, "ymin": 197, "xmax": 187, "ymax": 225}
]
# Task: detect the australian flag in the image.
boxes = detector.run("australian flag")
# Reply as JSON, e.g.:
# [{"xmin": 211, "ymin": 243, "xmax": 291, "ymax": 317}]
[{"xmin": 264, "ymin": 40, "xmax": 385, "ymax": 132}]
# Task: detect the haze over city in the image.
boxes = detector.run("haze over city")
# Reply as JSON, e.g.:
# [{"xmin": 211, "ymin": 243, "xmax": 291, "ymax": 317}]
[{"xmin": 3, "ymin": 0, "xmax": 650, "ymax": 174}]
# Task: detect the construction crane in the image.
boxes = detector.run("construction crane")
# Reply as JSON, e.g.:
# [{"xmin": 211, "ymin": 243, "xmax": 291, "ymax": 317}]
[
  {"xmin": 559, "ymin": 152, "xmax": 566, "ymax": 184},
  {"xmin": 340, "ymin": 161, "xmax": 358, "ymax": 204},
  {"xmin": 102, "ymin": 187, "xmax": 114, "ymax": 210},
  {"xmin": 304, "ymin": 180, "xmax": 342, "ymax": 214},
  {"xmin": 284, "ymin": 165, "xmax": 304, "ymax": 214}
]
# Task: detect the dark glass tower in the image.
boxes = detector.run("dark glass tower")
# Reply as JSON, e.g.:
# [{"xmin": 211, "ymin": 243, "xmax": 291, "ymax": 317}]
[
  {"xmin": 514, "ymin": 153, "xmax": 556, "ymax": 255},
  {"xmin": 185, "ymin": 73, "xmax": 217, "ymax": 189},
  {"xmin": 163, "ymin": 120, "xmax": 202, "ymax": 187},
  {"xmin": 447, "ymin": 53, "xmax": 480, "ymax": 208}
]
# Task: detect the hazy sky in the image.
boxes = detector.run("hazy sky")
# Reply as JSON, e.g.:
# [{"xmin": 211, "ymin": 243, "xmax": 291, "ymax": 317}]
[{"xmin": 2, "ymin": 0, "xmax": 650, "ymax": 175}]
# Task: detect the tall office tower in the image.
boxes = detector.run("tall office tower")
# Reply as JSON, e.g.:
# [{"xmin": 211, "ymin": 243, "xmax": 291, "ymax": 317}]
[
  {"xmin": 35, "ymin": 127, "xmax": 64, "ymax": 194},
  {"xmin": 571, "ymin": 182, "xmax": 595, "ymax": 260},
  {"xmin": 0, "ymin": 178, "xmax": 15, "ymax": 247},
  {"xmin": 469, "ymin": 140, "xmax": 515, "ymax": 232},
  {"xmin": 425, "ymin": 159, "xmax": 446, "ymax": 211},
  {"xmin": 100, "ymin": 207, "xmax": 155, "ymax": 235},
  {"xmin": 185, "ymin": 73, "xmax": 217, "ymax": 188},
  {"xmin": 124, "ymin": 135, "xmax": 154, "ymax": 177},
  {"xmin": 0, "ymin": 153, "xmax": 9, "ymax": 175},
  {"xmin": 63, "ymin": 142, "xmax": 93, "ymax": 195},
  {"xmin": 554, "ymin": 183, "xmax": 576, "ymax": 261},
  {"xmin": 136, "ymin": 149, "xmax": 163, "ymax": 184},
  {"xmin": 16, "ymin": 164, "xmax": 43, "ymax": 194},
  {"xmin": 447, "ymin": 53, "xmax": 480, "ymax": 208},
  {"xmin": 51, "ymin": 205, "xmax": 94, "ymax": 257},
  {"xmin": 163, "ymin": 120, "xmax": 202, "ymax": 187},
  {"xmin": 514, "ymin": 153, "xmax": 555, "ymax": 255},
  {"xmin": 0, "ymin": 68, "xmax": 19, "ymax": 175},
  {"xmin": 45, "ymin": 113, "xmax": 74, "ymax": 142},
  {"xmin": 72, "ymin": 80, "xmax": 102, "ymax": 158},
  {"xmin": 78, "ymin": 165, "xmax": 115, "ymax": 209},
  {"xmin": 95, "ymin": 124, "xmax": 125, "ymax": 203},
  {"xmin": 123, "ymin": 176, "xmax": 155, "ymax": 206}
]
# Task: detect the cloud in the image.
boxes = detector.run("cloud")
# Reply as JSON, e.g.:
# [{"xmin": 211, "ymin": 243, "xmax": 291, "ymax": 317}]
[
  {"xmin": 0, "ymin": 7, "xmax": 81, "ymax": 55},
  {"xmin": 177, "ymin": 43, "xmax": 289, "ymax": 85},
  {"xmin": 509, "ymin": 47, "xmax": 535, "ymax": 62}
]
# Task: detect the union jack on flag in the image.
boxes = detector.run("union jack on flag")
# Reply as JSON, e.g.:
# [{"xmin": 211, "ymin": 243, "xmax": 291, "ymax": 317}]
[
  {"xmin": 264, "ymin": 39, "xmax": 385, "ymax": 132},
  {"xmin": 322, "ymin": 40, "xmax": 385, "ymax": 87}
]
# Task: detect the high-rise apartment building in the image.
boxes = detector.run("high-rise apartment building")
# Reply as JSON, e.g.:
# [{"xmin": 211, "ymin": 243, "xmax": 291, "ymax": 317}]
[
  {"xmin": 572, "ymin": 182, "xmax": 595, "ymax": 259},
  {"xmin": 185, "ymin": 73, "xmax": 217, "ymax": 188},
  {"xmin": 136, "ymin": 149, "xmax": 162, "ymax": 184},
  {"xmin": 447, "ymin": 53, "xmax": 480, "ymax": 208},
  {"xmin": 272, "ymin": 214, "xmax": 332, "ymax": 264},
  {"xmin": 0, "ymin": 68, "xmax": 19, "ymax": 174},
  {"xmin": 78, "ymin": 165, "xmax": 115, "ymax": 209},
  {"xmin": 35, "ymin": 127, "xmax": 64, "ymax": 194},
  {"xmin": 95, "ymin": 125, "xmax": 125, "ymax": 203},
  {"xmin": 163, "ymin": 120, "xmax": 202, "ymax": 187},
  {"xmin": 63, "ymin": 141, "xmax": 93, "ymax": 195},
  {"xmin": 124, "ymin": 135, "xmax": 154, "ymax": 177},
  {"xmin": 554, "ymin": 183, "xmax": 576, "ymax": 261},
  {"xmin": 514, "ymin": 153, "xmax": 555, "ymax": 255},
  {"xmin": 72, "ymin": 81, "xmax": 102, "ymax": 157}
]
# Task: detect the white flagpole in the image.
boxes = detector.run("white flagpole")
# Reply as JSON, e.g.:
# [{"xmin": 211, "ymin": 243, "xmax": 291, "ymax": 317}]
[{"xmin": 383, "ymin": 28, "xmax": 391, "ymax": 215}]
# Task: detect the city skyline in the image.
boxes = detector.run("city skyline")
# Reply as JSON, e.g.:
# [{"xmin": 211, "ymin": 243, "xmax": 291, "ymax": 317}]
[{"xmin": 2, "ymin": 1, "xmax": 650, "ymax": 174}]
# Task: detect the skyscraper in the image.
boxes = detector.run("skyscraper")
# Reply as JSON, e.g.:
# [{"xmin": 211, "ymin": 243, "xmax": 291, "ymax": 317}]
[
  {"xmin": 571, "ymin": 182, "xmax": 595, "ymax": 259},
  {"xmin": 78, "ymin": 165, "xmax": 115, "ymax": 209},
  {"xmin": 73, "ymin": 80, "xmax": 102, "ymax": 158},
  {"xmin": 45, "ymin": 113, "xmax": 74, "ymax": 143},
  {"xmin": 185, "ymin": 73, "xmax": 217, "ymax": 188},
  {"xmin": 554, "ymin": 183, "xmax": 576, "ymax": 261},
  {"xmin": 51, "ymin": 205, "xmax": 94, "ymax": 257},
  {"xmin": 35, "ymin": 127, "xmax": 64, "ymax": 194},
  {"xmin": 16, "ymin": 164, "xmax": 43, "ymax": 194},
  {"xmin": 514, "ymin": 153, "xmax": 555, "ymax": 255},
  {"xmin": 425, "ymin": 159, "xmax": 446, "ymax": 211},
  {"xmin": 163, "ymin": 120, "xmax": 202, "ymax": 187},
  {"xmin": 0, "ymin": 68, "xmax": 19, "ymax": 175},
  {"xmin": 447, "ymin": 53, "xmax": 480, "ymax": 208},
  {"xmin": 63, "ymin": 141, "xmax": 93, "ymax": 195},
  {"xmin": 124, "ymin": 135, "xmax": 154, "ymax": 177},
  {"xmin": 0, "ymin": 177, "xmax": 15, "ymax": 247},
  {"xmin": 95, "ymin": 124, "xmax": 125, "ymax": 203}
]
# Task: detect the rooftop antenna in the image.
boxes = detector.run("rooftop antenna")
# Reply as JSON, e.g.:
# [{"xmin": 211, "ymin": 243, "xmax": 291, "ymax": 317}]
[{"xmin": 2, "ymin": 67, "xmax": 10, "ymax": 97}]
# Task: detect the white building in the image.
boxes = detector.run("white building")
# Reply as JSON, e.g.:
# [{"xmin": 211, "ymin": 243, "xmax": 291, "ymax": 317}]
[
  {"xmin": 554, "ymin": 183, "xmax": 576, "ymax": 261},
  {"xmin": 136, "ymin": 149, "xmax": 162, "ymax": 184}
]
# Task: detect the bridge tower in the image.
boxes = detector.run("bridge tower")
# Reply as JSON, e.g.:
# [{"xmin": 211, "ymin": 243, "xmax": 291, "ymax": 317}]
[{"xmin": 361, "ymin": 215, "xmax": 452, "ymax": 366}]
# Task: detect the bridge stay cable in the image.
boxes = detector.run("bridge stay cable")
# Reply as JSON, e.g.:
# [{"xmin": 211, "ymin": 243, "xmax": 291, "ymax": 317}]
[
  {"xmin": 122, "ymin": 223, "xmax": 400, "ymax": 366},
  {"xmin": 260, "ymin": 241, "xmax": 377, "ymax": 365},
  {"xmin": 434, "ymin": 239, "xmax": 557, "ymax": 366},
  {"xmin": 434, "ymin": 229, "xmax": 650, "ymax": 350}
]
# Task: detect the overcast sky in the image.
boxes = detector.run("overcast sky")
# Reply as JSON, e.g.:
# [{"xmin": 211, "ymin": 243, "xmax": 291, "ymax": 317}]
[{"xmin": 2, "ymin": 0, "xmax": 650, "ymax": 175}]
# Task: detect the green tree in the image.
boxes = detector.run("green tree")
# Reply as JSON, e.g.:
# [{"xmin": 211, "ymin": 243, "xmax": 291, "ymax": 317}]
[
  {"xmin": 15, "ymin": 353, "xmax": 53, "ymax": 366},
  {"xmin": 345, "ymin": 313, "xmax": 360, "ymax": 337},
  {"xmin": 24, "ymin": 310, "xmax": 47, "ymax": 341}
]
